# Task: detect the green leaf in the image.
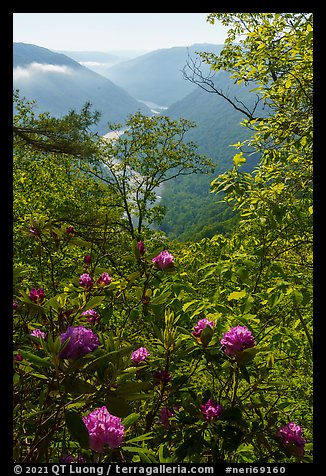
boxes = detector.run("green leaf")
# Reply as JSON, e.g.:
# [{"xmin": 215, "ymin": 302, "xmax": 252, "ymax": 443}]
[
  {"xmin": 85, "ymin": 346, "xmax": 134, "ymax": 372},
  {"xmin": 24, "ymin": 301, "xmax": 46, "ymax": 315},
  {"xmin": 124, "ymin": 432, "xmax": 153, "ymax": 445},
  {"xmin": 105, "ymin": 396, "xmax": 133, "ymax": 418},
  {"xmin": 83, "ymin": 295, "xmax": 105, "ymax": 311},
  {"xmin": 115, "ymin": 381, "xmax": 153, "ymax": 397},
  {"xmin": 239, "ymin": 365, "xmax": 251, "ymax": 383},
  {"xmin": 127, "ymin": 271, "xmax": 141, "ymax": 282},
  {"xmin": 20, "ymin": 351, "xmax": 51, "ymax": 369},
  {"xmin": 233, "ymin": 152, "xmax": 246, "ymax": 167},
  {"xmin": 43, "ymin": 294, "xmax": 66, "ymax": 311},
  {"xmin": 236, "ymin": 347, "xmax": 260, "ymax": 366},
  {"xmin": 182, "ymin": 300, "xmax": 198, "ymax": 312},
  {"xmin": 64, "ymin": 377, "xmax": 97, "ymax": 396},
  {"xmin": 122, "ymin": 413, "xmax": 140, "ymax": 428},
  {"xmin": 228, "ymin": 290, "xmax": 247, "ymax": 301},
  {"xmin": 159, "ymin": 443, "xmax": 173, "ymax": 463},
  {"xmin": 285, "ymin": 78, "xmax": 292, "ymax": 88},
  {"xmin": 150, "ymin": 291, "xmax": 172, "ymax": 305},
  {"xmin": 65, "ymin": 411, "xmax": 89, "ymax": 449}
]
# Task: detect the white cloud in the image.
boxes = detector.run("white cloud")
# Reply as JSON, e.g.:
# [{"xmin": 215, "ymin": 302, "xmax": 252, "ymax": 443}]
[
  {"xmin": 13, "ymin": 62, "xmax": 74, "ymax": 81},
  {"xmin": 79, "ymin": 61, "xmax": 103, "ymax": 67}
]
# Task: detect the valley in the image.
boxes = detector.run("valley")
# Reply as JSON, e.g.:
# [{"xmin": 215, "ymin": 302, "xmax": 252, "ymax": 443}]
[{"xmin": 13, "ymin": 41, "xmax": 263, "ymax": 241}]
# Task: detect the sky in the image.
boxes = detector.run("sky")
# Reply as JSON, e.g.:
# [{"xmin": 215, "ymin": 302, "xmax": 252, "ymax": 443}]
[{"xmin": 12, "ymin": 13, "xmax": 229, "ymax": 53}]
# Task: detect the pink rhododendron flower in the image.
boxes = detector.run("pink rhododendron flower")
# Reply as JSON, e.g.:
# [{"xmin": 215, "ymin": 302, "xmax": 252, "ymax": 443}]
[
  {"xmin": 200, "ymin": 399, "xmax": 223, "ymax": 421},
  {"xmin": 97, "ymin": 272, "xmax": 112, "ymax": 286},
  {"xmin": 152, "ymin": 250, "xmax": 174, "ymax": 269},
  {"xmin": 137, "ymin": 241, "xmax": 146, "ymax": 255},
  {"xmin": 276, "ymin": 422, "xmax": 306, "ymax": 457},
  {"xmin": 82, "ymin": 309, "xmax": 100, "ymax": 324},
  {"xmin": 84, "ymin": 255, "xmax": 92, "ymax": 264},
  {"xmin": 29, "ymin": 288, "xmax": 45, "ymax": 304},
  {"xmin": 192, "ymin": 318, "xmax": 214, "ymax": 337},
  {"xmin": 158, "ymin": 406, "xmax": 174, "ymax": 428},
  {"xmin": 131, "ymin": 347, "xmax": 150, "ymax": 364},
  {"xmin": 153, "ymin": 370, "xmax": 172, "ymax": 384},
  {"xmin": 30, "ymin": 328, "xmax": 46, "ymax": 339},
  {"xmin": 79, "ymin": 273, "xmax": 94, "ymax": 289},
  {"xmin": 220, "ymin": 325, "xmax": 255, "ymax": 357},
  {"xmin": 82, "ymin": 406, "xmax": 124, "ymax": 452},
  {"xmin": 60, "ymin": 326, "xmax": 99, "ymax": 360}
]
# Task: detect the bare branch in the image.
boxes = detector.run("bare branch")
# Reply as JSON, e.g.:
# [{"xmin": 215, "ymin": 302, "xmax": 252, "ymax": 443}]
[{"xmin": 182, "ymin": 53, "xmax": 264, "ymax": 122}]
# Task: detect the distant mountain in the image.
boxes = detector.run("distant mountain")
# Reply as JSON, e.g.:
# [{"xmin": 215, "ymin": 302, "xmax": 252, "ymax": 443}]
[
  {"xmin": 56, "ymin": 50, "xmax": 123, "ymax": 75},
  {"xmin": 13, "ymin": 43, "xmax": 151, "ymax": 134},
  {"xmin": 103, "ymin": 43, "xmax": 224, "ymax": 106}
]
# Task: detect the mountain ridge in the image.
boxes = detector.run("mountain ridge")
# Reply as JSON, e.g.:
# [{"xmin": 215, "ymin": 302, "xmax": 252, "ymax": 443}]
[
  {"xmin": 13, "ymin": 42, "xmax": 151, "ymax": 134},
  {"xmin": 102, "ymin": 43, "xmax": 224, "ymax": 106}
]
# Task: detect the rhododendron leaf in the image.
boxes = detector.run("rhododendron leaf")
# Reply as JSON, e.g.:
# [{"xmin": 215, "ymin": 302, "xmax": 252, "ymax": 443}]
[
  {"xmin": 83, "ymin": 296, "xmax": 105, "ymax": 311},
  {"xmin": 127, "ymin": 271, "xmax": 141, "ymax": 282},
  {"xmin": 150, "ymin": 291, "xmax": 172, "ymax": 305},
  {"xmin": 236, "ymin": 347, "xmax": 260, "ymax": 365},
  {"xmin": 239, "ymin": 364, "xmax": 251, "ymax": 383},
  {"xmin": 64, "ymin": 377, "xmax": 97, "ymax": 396},
  {"xmin": 65, "ymin": 411, "xmax": 89, "ymax": 449},
  {"xmin": 24, "ymin": 301, "xmax": 46, "ymax": 315},
  {"xmin": 122, "ymin": 413, "xmax": 140, "ymax": 428},
  {"xmin": 42, "ymin": 295, "xmax": 64, "ymax": 311},
  {"xmin": 85, "ymin": 346, "xmax": 134, "ymax": 372},
  {"xmin": 227, "ymin": 290, "xmax": 247, "ymax": 301},
  {"xmin": 105, "ymin": 397, "xmax": 133, "ymax": 418},
  {"xmin": 159, "ymin": 443, "xmax": 173, "ymax": 463},
  {"xmin": 182, "ymin": 300, "xmax": 199, "ymax": 312},
  {"xmin": 123, "ymin": 432, "xmax": 153, "ymax": 444},
  {"xmin": 115, "ymin": 381, "xmax": 153, "ymax": 396},
  {"xmin": 199, "ymin": 325, "xmax": 214, "ymax": 347},
  {"xmin": 20, "ymin": 351, "xmax": 51, "ymax": 368}
]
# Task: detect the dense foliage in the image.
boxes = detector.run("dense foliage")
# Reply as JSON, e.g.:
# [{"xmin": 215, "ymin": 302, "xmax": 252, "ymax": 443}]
[{"xmin": 13, "ymin": 13, "xmax": 313, "ymax": 464}]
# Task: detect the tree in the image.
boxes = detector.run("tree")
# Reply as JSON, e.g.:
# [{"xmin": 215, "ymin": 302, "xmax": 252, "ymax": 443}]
[
  {"xmin": 175, "ymin": 12, "xmax": 313, "ymax": 458},
  {"xmin": 13, "ymin": 92, "xmax": 125, "ymax": 293},
  {"xmin": 88, "ymin": 112, "xmax": 214, "ymax": 239}
]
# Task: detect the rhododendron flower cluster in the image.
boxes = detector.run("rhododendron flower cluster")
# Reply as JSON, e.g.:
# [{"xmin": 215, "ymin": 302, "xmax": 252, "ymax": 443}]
[
  {"xmin": 82, "ymin": 406, "xmax": 124, "ymax": 452},
  {"xmin": 97, "ymin": 272, "xmax": 112, "ymax": 286},
  {"xmin": 200, "ymin": 399, "xmax": 223, "ymax": 421},
  {"xmin": 83, "ymin": 254, "xmax": 92, "ymax": 264},
  {"xmin": 66, "ymin": 226, "xmax": 75, "ymax": 235},
  {"xmin": 220, "ymin": 325, "xmax": 256, "ymax": 356},
  {"xmin": 59, "ymin": 452, "xmax": 85, "ymax": 463},
  {"xmin": 158, "ymin": 406, "xmax": 174, "ymax": 428},
  {"xmin": 30, "ymin": 328, "xmax": 46, "ymax": 339},
  {"xmin": 29, "ymin": 288, "xmax": 45, "ymax": 304},
  {"xmin": 153, "ymin": 370, "xmax": 172, "ymax": 384},
  {"xmin": 192, "ymin": 318, "xmax": 214, "ymax": 337},
  {"xmin": 152, "ymin": 250, "xmax": 174, "ymax": 269},
  {"xmin": 276, "ymin": 422, "xmax": 306, "ymax": 457},
  {"xmin": 131, "ymin": 347, "xmax": 150, "ymax": 364},
  {"xmin": 82, "ymin": 309, "xmax": 100, "ymax": 324},
  {"xmin": 79, "ymin": 273, "xmax": 94, "ymax": 289},
  {"xmin": 137, "ymin": 241, "xmax": 146, "ymax": 255},
  {"xmin": 59, "ymin": 326, "xmax": 99, "ymax": 360}
]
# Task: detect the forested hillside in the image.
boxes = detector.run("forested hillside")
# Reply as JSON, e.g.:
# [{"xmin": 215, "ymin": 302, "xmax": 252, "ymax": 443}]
[
  {"xmin": 159, "ymin": 70, "xmax": 265, "ymax": 240},
  {"xmin": 13, "ymin": 13, "xmax": 313, "ymax": 466}
]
